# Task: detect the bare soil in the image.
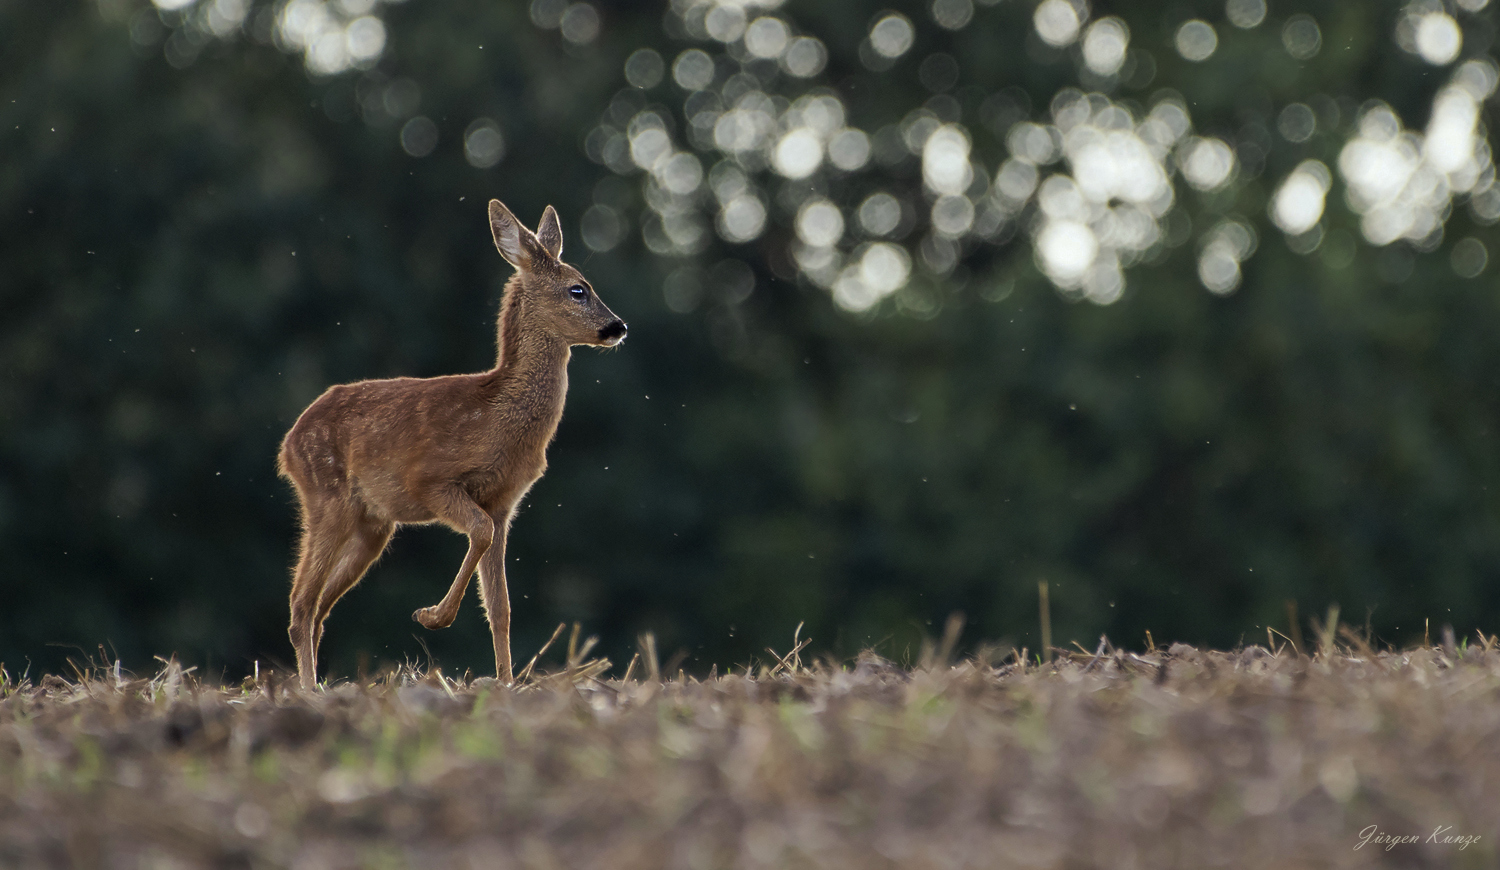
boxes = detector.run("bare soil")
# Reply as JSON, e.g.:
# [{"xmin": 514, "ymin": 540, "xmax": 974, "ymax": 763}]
[{"xmin": 2, "ymin": 641, "xmax": 1497, "ymax": 869}]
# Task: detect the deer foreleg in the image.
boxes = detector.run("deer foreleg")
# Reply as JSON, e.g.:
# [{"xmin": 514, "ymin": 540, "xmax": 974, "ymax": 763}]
[
  {"xmin": 413, "ymin": 488, "xmax": 494, "ymax": 630},
  {"xmin": 476, "ymin": 518, "xmax": 513, "ymax": 683}
]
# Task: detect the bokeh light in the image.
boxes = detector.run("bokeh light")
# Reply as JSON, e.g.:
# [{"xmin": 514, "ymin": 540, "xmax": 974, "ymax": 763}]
[
  {"xmin": 781, "ymin": 37, "xmax": 827, "ymax": 77},
  {"xmin": 773, "ymin": 128, "xmax": 822, "ymax": 179},
  {"xmin": 930, "ymin": 194, "xmax": 974, "ymax": 239},
  {"xmin": 1179, "ymin": 137, "xmax": 1236, "ymax": 191},
  {"xmin": 463, "ymin": 119, "xmax": 505, "ymax": 169},
  {"xmin": 1451, "ymin": 237, "xmax": 1489, "ymax": 277},
  {"xmin": 931, "ymin": 0, "xmax": 974, "ymax": 31},
  {"xmin": 625, "ymin": 49, "xmax": 665, "ymax": 89},
  {"xmin": 869, "ymin": 13, "xmax": 915, "ymax": 58},
  {"xmin": 744, "ymin": 16, "xmax": 789, "ymax": 58},
  {"xmin": 1036, "ymin": 220, "xmax": 1100, "ymax": 293},
  {"xmin": 922, "ymin": 125, "xmax": 973, "ymax": 196},
  {"xmin": 673, "ymin": 49, "xmax": 716, "ymax": 91},
  {"xmin": 276, "ymin": 0, "xmax": 398, "ymax": 75},
  {"xmin": 1339, "ymin": 61, "xmax": 1497, "ymax": 246},
  {"xmin": 858, "ymin": 193, "xmax": 902, "ymax": 237},
  {"xmin": 559, "ymin": 3, "xmax": 600, "ymax": 45},
  {"xmin": 399, "ymin": 117, "xmax": 436, "ymax": 157},
  {"xmin": 1271, "ymin": 160, "xmax": 1330, "ymax": 237},
  {"xmin": 1019, "ymin": 93, "xmax": 1184, "ymax": 303},
  {"xmin": 833, "ymin": 243, "xmax": 911, "ymax": 312},
  {"xmin": 994, "ymin": 158, "xmax": 1039, "ymax": 203},
  {"xmin": 704, "ymin": 4, "xmax": 746, "ymax": 42},
  {"xmin": 346, "ymin": 17, "xmax": 385, "ymax": 62},
  {"xmin": 1082, "ymin": 18, "xmax": 1129, "ymax": 77},
  {"xmin": 657, "ymin": 152, "xmax": 704, "ymax": 196},
  {"xmin": 1007, "ymin": 122, "xmax": 1061, "ymax": 165},
  {"xmin": 718, "ymin": 195, "xmax": 767, "ymax": 244},
  {"xmin": 204, "ymin": 0, "xmax": 253, "ymax": 37},
  {"xmin": 1415, "ymin": 12, "xmax": 1462, "ymax": 65},
  {"xmin": 919, "ymin": 54, "xmax": 960, "ymax": 93},
  {"xmin": 828, "ymin": 129, "xmax": 871, "ymax": 171},
  {"xmin": 796, "ymin": 199, "xmax": 844, "ymax": 248},
  {"xmin": 1225, "ymin": 0, "xmax": 1267, "ymax": 29},
  {"xmin": 573, "ymin": 0, "xmax": 1498, "ymax": 311},
  {"xmin": 1198, "ymin": 219, "xmax": 1257, "ymax": 294},
  {"xmin": 1033, "ymin": 0, "xmax": 1083, "ymax": 48},
  {"xmin": 1198, "ymin": 241, "xmax": 1240, "ymax": 295},
  {"xmin": 530, "ymin": 0, "xmax": 566, "ymax": 29},
  {"xmin": 1175, "ymin": 20, "xmax": 1218, "ymax": 62},
  {"xmin": 1277, "ymin": 104, "xmax": 1316, "ymax": 143},
  {"xmin": 581, "ymin": 204, "xmax": 628, "ymax": 253},
  {"xmin": 1281, "ymin": 14, "xmax": 1322, "ymax": 60}
]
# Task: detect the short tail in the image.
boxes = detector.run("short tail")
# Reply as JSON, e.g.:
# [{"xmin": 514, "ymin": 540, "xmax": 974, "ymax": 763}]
[{"xmin": 276, "ymin": 436, "xmax": 294, "ymax": 482}]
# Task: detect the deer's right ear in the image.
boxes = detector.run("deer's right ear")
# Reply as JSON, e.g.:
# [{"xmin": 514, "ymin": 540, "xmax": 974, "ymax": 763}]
[{"xmin": 488, "ymin": 199, "xmax": 531, "ymax": 269}]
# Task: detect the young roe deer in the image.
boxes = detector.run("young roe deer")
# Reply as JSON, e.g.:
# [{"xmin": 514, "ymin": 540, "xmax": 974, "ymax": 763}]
[{"xmin": 277, "ymin": 199, "xmax": 627, "ymax": 690}]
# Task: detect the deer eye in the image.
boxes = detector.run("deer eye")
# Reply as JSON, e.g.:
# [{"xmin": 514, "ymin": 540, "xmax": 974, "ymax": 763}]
[{"xmin": 568, "ymin": 285, "xmax": 587, "ymax": 300}]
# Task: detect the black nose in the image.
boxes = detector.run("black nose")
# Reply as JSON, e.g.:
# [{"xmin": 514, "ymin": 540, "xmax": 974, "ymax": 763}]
[{"xmin": 598, "ymin": 320, "xmax": 627, "ymax": 342}]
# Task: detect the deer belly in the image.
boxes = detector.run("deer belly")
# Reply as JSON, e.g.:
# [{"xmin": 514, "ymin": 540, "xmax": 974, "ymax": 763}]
[{"xmin": 350, "ymin": 473, "xmax": 437, "ymax": 524}]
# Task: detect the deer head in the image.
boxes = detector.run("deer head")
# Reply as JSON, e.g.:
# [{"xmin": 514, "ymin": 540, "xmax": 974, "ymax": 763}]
[{"xmin": 488, "ymin": 199, "xmax": 627, "ymax": 348}]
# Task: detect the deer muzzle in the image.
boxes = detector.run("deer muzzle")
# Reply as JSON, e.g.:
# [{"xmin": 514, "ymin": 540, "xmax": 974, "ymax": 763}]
[{"xmin": 598, "ymin": 319, "xmax": 628, "ymax": 346}]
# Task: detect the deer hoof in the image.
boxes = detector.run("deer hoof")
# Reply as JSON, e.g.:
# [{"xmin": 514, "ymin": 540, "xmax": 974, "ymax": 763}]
[{"xmin": 412, "ymin": 606, "xmax": 450, "ymax": 630}]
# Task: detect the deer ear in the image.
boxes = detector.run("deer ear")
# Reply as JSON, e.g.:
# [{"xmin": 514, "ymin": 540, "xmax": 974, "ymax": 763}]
[
  {"xmin": 535, "ymin": 205, "xmax": 563, "ymax": 260},
  {"xmin": 488, "ymin": 199, "xmax": 533, "ymax": 269}
]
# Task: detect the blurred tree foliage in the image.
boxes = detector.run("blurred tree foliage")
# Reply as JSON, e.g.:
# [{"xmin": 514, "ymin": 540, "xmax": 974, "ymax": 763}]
[{"xmin": 2, "ymin": 0, "xmax": 1499, "ymax": 678}]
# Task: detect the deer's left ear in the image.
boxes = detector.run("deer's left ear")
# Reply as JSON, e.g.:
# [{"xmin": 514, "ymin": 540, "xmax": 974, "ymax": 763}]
[{"xmin": 535, "ymin": 205, "xmax": 563, "ymax": 260}]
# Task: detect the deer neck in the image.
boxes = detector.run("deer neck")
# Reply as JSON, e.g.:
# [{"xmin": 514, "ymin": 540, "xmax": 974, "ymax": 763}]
[{"xmin": 491, "ymin": 284, "xmax": 570, "ymax": 412}]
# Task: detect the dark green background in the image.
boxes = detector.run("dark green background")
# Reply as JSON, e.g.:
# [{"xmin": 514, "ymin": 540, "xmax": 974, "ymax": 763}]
[{"xmin": 3, "ymin": 0, "xmax": 1498, "ymax": 679}]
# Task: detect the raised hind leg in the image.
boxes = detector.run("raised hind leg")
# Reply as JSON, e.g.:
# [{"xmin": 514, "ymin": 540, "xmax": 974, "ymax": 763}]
[{"xmin": 411, "ymin": 486, "xmax": 495, "ymax": 631}]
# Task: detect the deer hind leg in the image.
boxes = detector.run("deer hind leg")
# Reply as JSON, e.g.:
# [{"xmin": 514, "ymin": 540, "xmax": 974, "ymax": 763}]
[
  {"xmin": 476, "ymin": 512, "xmax": 514, "ymax": 683},
  {"xmin": 288, "ymin": 500, "xmax": 356, "ymax": 691},
  {"xmin": 309, "ymin": 513, "xmax": 395, "ymax": 655},
  {"xmin": 412, "ymin": 487, "xmax": 495, "ymax": 631}
]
